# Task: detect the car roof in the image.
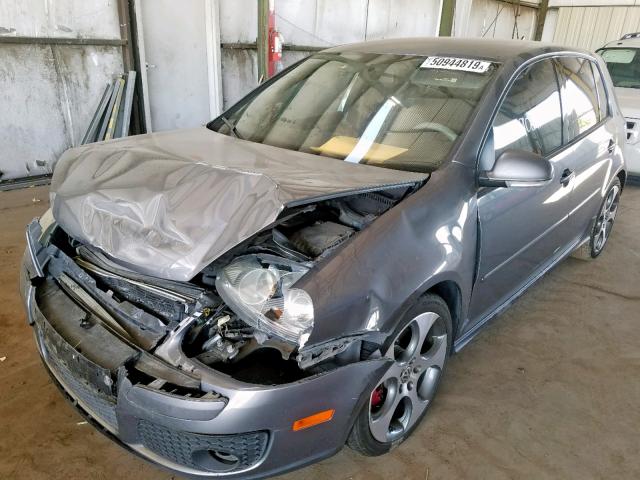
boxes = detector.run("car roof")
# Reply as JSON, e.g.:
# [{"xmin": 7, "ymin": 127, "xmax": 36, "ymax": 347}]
[
  {"xmin": 603, "ymin": 37, "xmax": 640, "ymax": 49},
  {"xmin": 323, "ymin": 37, "xmax": 584, "ymax": 63}
]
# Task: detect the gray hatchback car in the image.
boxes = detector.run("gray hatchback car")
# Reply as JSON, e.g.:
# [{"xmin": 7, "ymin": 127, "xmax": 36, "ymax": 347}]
[{"xmin": 21, "ymin": 37, "xmax": 626, "ymax": 478}]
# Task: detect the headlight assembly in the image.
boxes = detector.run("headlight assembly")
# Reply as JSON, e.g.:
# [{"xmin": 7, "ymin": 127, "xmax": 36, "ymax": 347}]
[{"xmin": 215, "ymin": 254, "xmax": 314, "ymax": 347}]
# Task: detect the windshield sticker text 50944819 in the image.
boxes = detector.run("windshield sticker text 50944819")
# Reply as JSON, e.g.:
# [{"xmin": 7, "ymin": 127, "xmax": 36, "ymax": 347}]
[{"xmin": 421, "ymin": 56, "xmax": 491, "ymax": 73}]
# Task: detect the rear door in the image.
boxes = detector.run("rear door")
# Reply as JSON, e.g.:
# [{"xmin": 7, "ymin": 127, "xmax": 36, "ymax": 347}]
[
  {"xmin": 467, "ymin": 58, "xmax": 575, "ymax": 327},
  {"xmin": 553, "ymin": 56, "xmax": 617, "ymax": 238}
]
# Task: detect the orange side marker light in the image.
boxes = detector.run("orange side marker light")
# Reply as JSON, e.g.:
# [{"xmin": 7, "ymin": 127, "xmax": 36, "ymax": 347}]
[{"xmin": 292, "ymin": 409, "xmax": 335, "ymax": 431}]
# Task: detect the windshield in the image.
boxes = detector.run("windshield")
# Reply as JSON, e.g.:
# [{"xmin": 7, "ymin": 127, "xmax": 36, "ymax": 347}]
[
  {"xmin": 208, "ymin": 52, "xmax": 497, "ymax": 173},
  {"xmin": 598, "ymin": 47, "xmax": 640, "ymax": 89}
]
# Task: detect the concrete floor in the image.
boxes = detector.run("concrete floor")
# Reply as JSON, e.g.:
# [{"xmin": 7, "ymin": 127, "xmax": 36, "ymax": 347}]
[{"xmin": 1, "ymin": 184, "xmax": 639, "ymax": 480}]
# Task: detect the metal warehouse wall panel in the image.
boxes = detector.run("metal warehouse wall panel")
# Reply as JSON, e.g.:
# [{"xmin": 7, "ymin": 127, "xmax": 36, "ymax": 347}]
[
  {"xmin": 554, "ymin": 6, "xmax": 640, "ymax": 51},
  {"xmin": 0, "ymin": 44, "xmax": 123, "ymax": 179},
  {"xmin": 0, "ymin": 0, "xmax": 122, "ymax": 180},
  {"xmin": 0, "ymin": 0, "xmax": 120, "ymax": 40}
]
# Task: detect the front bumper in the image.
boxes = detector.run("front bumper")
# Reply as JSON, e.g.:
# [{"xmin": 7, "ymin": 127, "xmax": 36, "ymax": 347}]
[{"xmin": 20, "ymin": 226, "xmax": 389, "ymax": 479}]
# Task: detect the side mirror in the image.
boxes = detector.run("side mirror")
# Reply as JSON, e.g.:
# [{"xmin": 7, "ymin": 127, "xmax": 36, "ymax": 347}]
[{"xmin": 478, "ymin": 149, "xmax": 553, "ymax": 188}]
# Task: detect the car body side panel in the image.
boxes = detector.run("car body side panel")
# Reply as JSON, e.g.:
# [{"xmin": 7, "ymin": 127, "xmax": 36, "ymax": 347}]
[
  {"xmin": 565, "ymin": 120, "xmax": 623, "ymax": 237},
  {"xmin": 298, "ymin": 162, "xmax": 478, "ymax": 345},
  {"xmin": 564, "ymin": 56, "xmax": 627, "ymax": 234},
  {"xmin": 468, "ymin": 162, "xmax": 575, "ymax": 328},
  {"xmin": 452, "ymin": 50, "xmax": 626, "ymax": 339}
]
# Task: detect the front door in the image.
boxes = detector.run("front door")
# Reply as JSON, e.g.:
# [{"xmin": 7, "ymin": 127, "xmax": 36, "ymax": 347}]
[{"xmin": 467, "ymin": 58, "xmax": 575, "ymax": 329}]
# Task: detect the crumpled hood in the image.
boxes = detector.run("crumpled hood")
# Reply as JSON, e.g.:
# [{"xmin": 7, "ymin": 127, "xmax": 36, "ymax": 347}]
[
  {"xmin": 50, "ymin": 127, "xmax": 427, "ymax": 281},
  {"xmin": 614, "ymin": 87, "xmax": 640, "ymax": 119}
]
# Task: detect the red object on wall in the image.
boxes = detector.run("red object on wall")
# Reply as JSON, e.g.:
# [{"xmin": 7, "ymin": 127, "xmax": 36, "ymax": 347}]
[{"xmin": 267, "ymin": 0, "xmax": 284, "ymax": 77}]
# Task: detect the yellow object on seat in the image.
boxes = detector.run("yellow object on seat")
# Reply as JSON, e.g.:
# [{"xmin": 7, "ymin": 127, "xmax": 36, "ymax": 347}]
[{"xmin": 311, "ymin": 136, "xmax": 408, "ymax": 163}]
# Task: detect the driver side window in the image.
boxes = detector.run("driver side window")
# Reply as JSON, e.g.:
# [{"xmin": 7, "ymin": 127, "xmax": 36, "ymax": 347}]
[{"xmin": 493, "ymin": 59, "xmax": 563, "ymax": 160}]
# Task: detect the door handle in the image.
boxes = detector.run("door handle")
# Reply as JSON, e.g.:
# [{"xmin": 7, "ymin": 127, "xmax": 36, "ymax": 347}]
[
  {"xmin": 607, "ymin": 138, "xmax": 616, "ymax": 154},
  {"xmin": 560, "ymin": 168, "xmax": 574, "ymax": 187}
]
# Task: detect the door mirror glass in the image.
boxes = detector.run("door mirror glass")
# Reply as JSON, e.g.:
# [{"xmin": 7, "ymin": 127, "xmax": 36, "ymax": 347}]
[{"xmin": 479, "ymin": 149, "xmax": 553, "ymax": 187}]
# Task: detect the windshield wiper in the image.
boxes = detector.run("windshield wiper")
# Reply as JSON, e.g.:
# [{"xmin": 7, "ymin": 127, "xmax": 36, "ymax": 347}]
[{"xmin": 220, "ymin": 115, "xmax": 244, "ymax": 140}]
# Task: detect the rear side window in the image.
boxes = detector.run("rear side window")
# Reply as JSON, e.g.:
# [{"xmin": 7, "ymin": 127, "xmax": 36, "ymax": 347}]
[
  {"xmin": 493, "ymin": 59, "xmax": 563, "ymax": 157},
  {"xmin": 591, "ymin": 61, "xmax": 608, "ymax": 121},
  {"xmin": 555, "ymin": 57, "xmax": 599, "ymax": 141}
]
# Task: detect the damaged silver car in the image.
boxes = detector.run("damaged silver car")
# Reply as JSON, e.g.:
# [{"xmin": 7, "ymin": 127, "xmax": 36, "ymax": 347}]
[{"xmin": 21, "ymin": 37, "xmax": 626, "ymax": 478}]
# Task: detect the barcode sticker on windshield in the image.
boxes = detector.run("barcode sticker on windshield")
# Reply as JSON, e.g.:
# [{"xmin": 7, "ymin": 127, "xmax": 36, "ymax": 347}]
[{"xmin": 421, "ymin": 56, "xmax": 491, "ymax": 73}]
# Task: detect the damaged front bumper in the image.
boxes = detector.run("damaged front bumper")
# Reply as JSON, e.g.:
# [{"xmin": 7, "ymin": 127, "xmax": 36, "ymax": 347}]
[{"xmin": 21, "ymin": 221, "xmax": 389, "ymax": 479}]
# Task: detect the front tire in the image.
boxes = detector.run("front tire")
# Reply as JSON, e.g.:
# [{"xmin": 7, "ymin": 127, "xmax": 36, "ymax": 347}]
[{"xmin": 347, "ymin": 294, "xmax": 452, "ymax": 456}]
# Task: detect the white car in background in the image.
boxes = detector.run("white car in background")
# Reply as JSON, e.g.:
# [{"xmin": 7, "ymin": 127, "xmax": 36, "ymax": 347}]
[{"xmin": 598, "ymin": 33, "xmax": 640, "ymax": 178}]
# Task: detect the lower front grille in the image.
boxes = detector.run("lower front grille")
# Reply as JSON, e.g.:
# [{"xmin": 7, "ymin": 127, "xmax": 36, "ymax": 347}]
[
  {"xmin": 137, "ymin": 420, "xmax": 268, "ymax": 473},
  {"xmin": 44, "ymin": 341, "xmax": 118, "ymax": 431}
]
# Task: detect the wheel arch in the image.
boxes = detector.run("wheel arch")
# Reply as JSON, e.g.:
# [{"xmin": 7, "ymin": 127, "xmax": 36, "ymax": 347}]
[
  {"xmin": 425, "ymin": 280, "xmax": 462, "ymax": 342},
  {"xmin": 617, "ymin": 169, "xmax": 626, "ymax": 190}
]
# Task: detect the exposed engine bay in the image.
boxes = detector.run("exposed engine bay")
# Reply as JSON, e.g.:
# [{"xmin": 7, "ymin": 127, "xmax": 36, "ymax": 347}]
[{"xmin": 43, "ymin": 186, "xmax": 412, "ymax": 385}]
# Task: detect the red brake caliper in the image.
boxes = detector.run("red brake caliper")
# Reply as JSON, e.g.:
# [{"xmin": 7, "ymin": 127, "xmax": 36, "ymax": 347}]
[{"xmin": 371, "ymin": 385, "xmax": 385, "ymax": 408}]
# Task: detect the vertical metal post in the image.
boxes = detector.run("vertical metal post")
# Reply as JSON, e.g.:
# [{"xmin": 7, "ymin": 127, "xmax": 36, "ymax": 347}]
[
  {"xmin": 131, "ymin": 0, "xmax": 152, "ymax": 133},
  {"xmin": 205, "ymin": 0, "xmax": 223, "ymax": 116},
  {"xmin": 117, "ymin": 0, "xmax": 145, "ymax": 135},
  {"xmin": 534, "ymin": 0, "xmax": 550, "ymax": 41},
  {"xmin": 257, "ymin": 0, "xmax": 269, "ymax": 82},
  {"xmin": 116, "ymin": 0, "xmax": 135, "ymax": 71},
  {"xmin": 439, "ymin": 0, "xmax": 456, "ymax": 37}
]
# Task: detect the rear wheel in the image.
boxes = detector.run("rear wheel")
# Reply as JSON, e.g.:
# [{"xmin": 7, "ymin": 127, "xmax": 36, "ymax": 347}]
[
  {"xmin": 347, "ymin": 294, "xmax": 452, "ymax": 456},
  {"xmin": 572, "ymin": 178, "xmax": 621, "ymax": 260}
]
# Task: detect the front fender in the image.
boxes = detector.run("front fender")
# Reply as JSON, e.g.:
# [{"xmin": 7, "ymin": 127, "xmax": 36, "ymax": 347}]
[{"xmin": 299, "ymin": 163, "xmax": 478, "ymax": 345}]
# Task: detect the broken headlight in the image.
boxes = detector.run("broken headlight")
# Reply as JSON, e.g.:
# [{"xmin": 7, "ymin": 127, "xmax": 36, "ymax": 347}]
[{"xmin": 215, "ymin": 254, "xmax": 314, "ymax": 347}]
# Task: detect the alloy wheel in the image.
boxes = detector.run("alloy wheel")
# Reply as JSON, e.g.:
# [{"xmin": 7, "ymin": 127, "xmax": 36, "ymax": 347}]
[
  {"xmin": 593, "ymin": 184, "xmax": 620, "ymax": 255},
  {"xmin": 368, "ymin": 312, "xmax": 448, "ymax": 443}
]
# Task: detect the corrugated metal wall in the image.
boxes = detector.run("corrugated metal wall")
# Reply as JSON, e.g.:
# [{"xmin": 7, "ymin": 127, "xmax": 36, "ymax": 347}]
[
  {"xmin": 0, "ymin": 0, "xmax": 124, "ymax": 180},
  {"xmin": 458, "ymin": 0, "xmax": 538, "ymax": 40},
  {"xmin": 553, "ymin": 6, "xmax": 640, "ymax": 51}
]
